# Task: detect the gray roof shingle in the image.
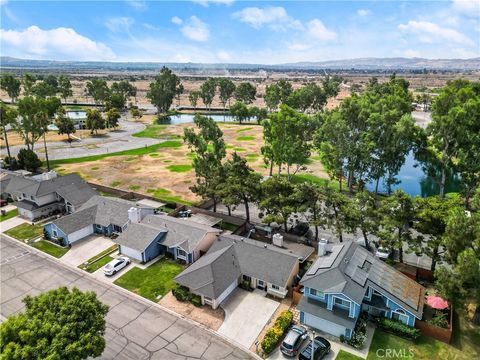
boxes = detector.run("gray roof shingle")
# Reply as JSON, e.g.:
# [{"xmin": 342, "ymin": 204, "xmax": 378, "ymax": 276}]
[
  {"xmin": 78, "ymin": 195, "xmax": 137, "ymax": 227},
  {"xmin": 52, "ymin": 206, "xmax": 97, "ymax": 234},
  {"xmin": 300, "ymin": 242, "xmax": 425, "ymax": 319},
  {"xmin": 175, "ymin": 234, "xmax": 299, "ymax": 299},
  {"xmin": 115, "ymin": 223, "xmax": 166, "ymax": 251}
]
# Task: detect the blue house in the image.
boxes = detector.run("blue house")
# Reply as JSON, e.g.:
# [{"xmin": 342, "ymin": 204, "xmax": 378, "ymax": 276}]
[{"xmin": 298, "ymin": 242, "xmax": 425, "ymax": 340}]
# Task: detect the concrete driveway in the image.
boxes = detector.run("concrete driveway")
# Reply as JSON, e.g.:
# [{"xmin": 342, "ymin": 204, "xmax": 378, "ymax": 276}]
[
  {"xmin": 0, "ymin": 216, "xmax": 27, "ymax": 233},
  {"xmin": 60, "ymin": 235, "xmax": 115, "ymax": 267},
  {"xmin": 218, "ymin": 288, "xmax": 279, "ymax": 348}
]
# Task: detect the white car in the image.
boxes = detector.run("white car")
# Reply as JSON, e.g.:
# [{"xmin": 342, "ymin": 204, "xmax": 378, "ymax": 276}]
[
  {"xmin": 375, "ymin": 247, "xmax": 391, "ymax": 260},
  {"xmin": 103, "ymin": 256, "xmax": 130, "ymax": 276}
]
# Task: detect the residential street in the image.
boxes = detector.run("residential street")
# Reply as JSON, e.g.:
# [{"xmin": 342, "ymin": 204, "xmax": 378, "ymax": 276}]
[{"xmin": 0, "ymin": 236, "xmax": 256, "ymax": 360}]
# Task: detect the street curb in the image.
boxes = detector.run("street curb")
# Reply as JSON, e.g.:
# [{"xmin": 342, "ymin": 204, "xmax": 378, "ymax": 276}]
[{"xmin": 1, "ymin": 234, "xmax": 261, "ymax": 359}]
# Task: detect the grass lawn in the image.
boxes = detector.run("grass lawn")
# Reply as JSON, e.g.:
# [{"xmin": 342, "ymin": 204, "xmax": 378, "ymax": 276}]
[
  {"xmin": 335, "ymin": 350, "xmax": 363, "ymax": 360},
  {"xmin": 236, "ymin": 127, "xmax": 253, "ymax": 133},
  {"xmin": 367, "ymin": 324, "xmax": 479, "ymax": 360},
  {"xmin": 236, "ymin": 136, "xmax": 256, "ymax": 141},
  {"xmin": 32, "ymin": 240, "xmax": 69, "ymax": 258},
  {"xmin": 0, "ymin": 209, "xmax": 18, "ymax": 222},
  {"xmin": 218, "ymin": 221, "xmax": 238, "ymax": 232},
  {"xmin": 290, "ymin": 174, "xmax": 340, "ymax": 190},
  {"xmin": 5, "ymin": 223, "xmax": 43, "ymax": 241},
  {"xmin": 114, "ymin": 259, "xmax": 184, "ymax": 301},
  {"xmin": 110, "ymin": 180, "xmax": 122, "ymax": 187},
  {"xmin": 49, "ymin": 140, "xmax": 183, "ymax": 166},
  {"xmin": 129, "ymin": 185, "xmax": 141, "ymax": 191},
  {"xmin": 166, "ymin": 164, "xmax": 193, "ymax": 173},
  {"xmin": 133, "ymin": 124, "xmax": 167, "ymax": 138},
  {"xmin": 233, "ymin": 147, "xmax": 246, "ymax": 152},
  {"xmin": 80, "ymin": 255, "xmax": 114, "ymax": 273}
]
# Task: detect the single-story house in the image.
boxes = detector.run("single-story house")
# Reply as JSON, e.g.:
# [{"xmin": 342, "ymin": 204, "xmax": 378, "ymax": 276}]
[
  {"xmin": 298, "ymin": 241, "xmax": 425, "ymax": 340},
  {"xmin": 1, "ymin": 170, "xmax": 96, "ymax": 221},
  {"xmin": 114, "ymin": 214, "xmax": 222, "ymax": 263},
  {"xmin": 44, "ymin": 195, "xmax": 154, "ymax": 245},
  {"xmin": 175, "ymin": 234, "xmax": 300, "ymax": 309}
]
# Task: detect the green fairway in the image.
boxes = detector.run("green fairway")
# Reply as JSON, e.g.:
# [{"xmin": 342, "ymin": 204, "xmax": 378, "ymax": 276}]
[
  {"xmin": 32, "ymin": 240, "xmax": 69, "ymax": 258},
  {"xmin": 50, "ymin": 140, "xmax": 183, "ymax": 166},
  {"xmin": 0, "ymin": 209, "xmax": 18, "ymax": 222},
  {"xmin": 133, "ymin": 124, "xmax": 168, "ymax": 138},
  {"xmin": 5, "ymin": 223, "xmax": 43, "ymax": 241},
  {"xmin": 114, "ymin": 259, "xmax": 184, "ymax": 301},
  {"xmin": 166, "ymin": 164, "xmax": 193, "ymax": 173},
  {"xmin": 236, "ymin": 136, "xmax": 256, "ymax": 141}
]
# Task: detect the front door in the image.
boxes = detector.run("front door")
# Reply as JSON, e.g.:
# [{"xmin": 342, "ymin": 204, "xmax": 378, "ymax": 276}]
[{"xmin": 256, "ymin": 279, "xmax": 266, "ymax": 290}]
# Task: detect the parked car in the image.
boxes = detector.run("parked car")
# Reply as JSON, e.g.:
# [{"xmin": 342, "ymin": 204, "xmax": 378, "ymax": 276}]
[
  {"xmin": 0, "ymin": 199, "xmax": 8, "ymax": 207},
  {"xmin": 103, "ymin": 257, "xmax": 130, "ymax": 276},
  {"xmin": 298, "ymin": 336, "xmax": 331, "ymax": 360},
  {"xmin": 280, "ymin": 325, "xmax": 308, "ymax": 357},
  {"xmin": 375, "ymin": 247, "xmax": 391, "ymax": 260}
]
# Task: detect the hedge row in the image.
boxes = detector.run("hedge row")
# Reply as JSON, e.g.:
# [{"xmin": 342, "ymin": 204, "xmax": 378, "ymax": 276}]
[
  {"xmin": 378, "ymin": 318, "xmax": 421, "ymax": 340},
  {"xmin": 172, "ymin": 286, "xmax": 202, "ymax": 307},
  {"xmin": 261, "ymin": 310, "xmax": 293, "ymax": 354}
]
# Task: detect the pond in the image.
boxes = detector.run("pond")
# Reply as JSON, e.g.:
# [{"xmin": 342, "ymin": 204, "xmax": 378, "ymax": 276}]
[
  {"xmin": 156, "ymin": 113, "xmax": 255, "ymax": 125},
  {"xmin": 66, "ymin": 111, "xmax": 87, "ymax": 119},
  {"xmin": 365, "ymin": 151, "xmax": 461, "ymax": 197}
]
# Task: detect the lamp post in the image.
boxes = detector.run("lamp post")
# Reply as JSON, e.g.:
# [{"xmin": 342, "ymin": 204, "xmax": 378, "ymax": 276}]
[{"xmin": 311, "ymin": 330, "xmax": 315, "ymax": 360}]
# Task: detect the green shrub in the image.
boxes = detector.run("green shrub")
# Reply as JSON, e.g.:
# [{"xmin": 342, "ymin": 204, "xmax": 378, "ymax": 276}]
[
  {"xmin": 275, "ymin": 310, "xmax": 293, "ymax": 332},
  {"xmin": 43, "ymin": 228, "xmax": 51, "ymax": 240},
  {"xmin": 429, "ymin": 312, "xmax": 449, "ymax": 329},
  {"xmin": 260, "ymin": 310, "xmax": 293, "ymax": 354},
  {"xmin": 172, "ymin": 286, "xmax": 191, "ymax": 302},
  {"xmin": 339, "ymin": 334, "xmax": 345, "ymax": 343},
  {"xmin": 378, "ymin": 318, "xmax": 421, "ymax": 340},
  {"xmin": 348, "ymin": 314, "xmax": 367, "ymax": 348},
  {"xmin": 190, "ymin": 294, "xmax": 202, "ymax": 307}
]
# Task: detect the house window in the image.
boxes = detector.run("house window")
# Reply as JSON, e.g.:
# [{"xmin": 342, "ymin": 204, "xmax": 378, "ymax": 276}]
[
  {"xmin": 242, "ymin": 275, "xmax": 251, "ymax": 282},
  {"xmin": 95, "ymin": 224, "xmax": 102, "ymax": 231},
  {"xmin": 392, "ymin": 310, "xmax": 409, "ymax": 325},
  {"xmin": 112, "ymin": 225, "xmax": 122, "ymax": 233},
  {"xmin": 271, "ymin": 284, "xmax": 280, "ymax": 290},
  {"xmin": 52, "ymin": 229, "xmax": 58, "ymax": 238},
  {"xmin": 310, "ymin": 288, "xmax": 324, "ymax": 298},
  {"xmin": 177, "ymin": 249, "xmax": 187, "ymax": 258},
  {"xmin": 334, "ymin": 297, "xmax": 351, "ymax": 308}
]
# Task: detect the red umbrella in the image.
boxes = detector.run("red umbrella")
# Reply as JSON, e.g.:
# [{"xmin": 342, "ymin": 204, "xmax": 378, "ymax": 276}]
[{"xmin": 426, "ymin": 295, "xmax": 449, "ymax": 310}]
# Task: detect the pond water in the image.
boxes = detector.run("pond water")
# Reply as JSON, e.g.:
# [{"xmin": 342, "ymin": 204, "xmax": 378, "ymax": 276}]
[
  {"xmin": 156, "ymin": 113, "xmax": 255, "ymax": 125},
  {"xmin": 66, "ymin": 111, "xmax": 87, "ymax": 119},
  {"xmin": 365, "ymin": 151, "xmax": 461, "ymax": 197}
]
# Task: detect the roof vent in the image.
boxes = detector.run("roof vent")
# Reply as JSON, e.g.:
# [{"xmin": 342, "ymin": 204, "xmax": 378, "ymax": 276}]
[{"xmin": 264, "ymin": 245, "xmax": 267, "ymax": 248}]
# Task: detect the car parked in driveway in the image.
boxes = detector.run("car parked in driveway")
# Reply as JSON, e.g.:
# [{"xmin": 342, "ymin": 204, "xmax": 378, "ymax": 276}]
[
  {"xmin": 103, "ymin": 256, "xmax": 130, "ymax": 276},
  {"xmin": 280, "ymin": 325, "xmax": 308, "ymax": 357},
  {"xmin": 375, "ymin": 247, "xmax": 391, "ymax": 260},
  {"xmin": 298, "ymin": 336, "xmax": 331, "ymax": 360}
]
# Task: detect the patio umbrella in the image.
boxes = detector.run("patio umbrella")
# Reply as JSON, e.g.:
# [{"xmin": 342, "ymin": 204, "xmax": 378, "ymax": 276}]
[{"xmin": 426, "ymin": 295, "xmax": 449, "ymax": 310}]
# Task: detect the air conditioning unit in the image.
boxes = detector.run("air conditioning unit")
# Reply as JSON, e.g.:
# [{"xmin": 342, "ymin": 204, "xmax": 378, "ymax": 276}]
[{"xmin": 272, "ymin": 233, "xmax": 283, "ymax": 247}]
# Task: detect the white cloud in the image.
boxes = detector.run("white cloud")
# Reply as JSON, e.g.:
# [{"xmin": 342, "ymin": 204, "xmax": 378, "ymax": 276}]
[
  {"xmin": 404, "ymin": 49, "xmax": 421, "ymax": 58},
  {"xmin": 171, "ymin": 16, "xmax": 183, "ymax": 25},
  {"xmin": 125, "ymin": 0, "xmax": 147, "ymax": 10},
  {"xmin": 452, "ymin": 0, "xmax": 480, "ymax": 18},
  {"xmin": 0, "ymin": 25, "xmax": 115, "ymax": 60},
  {"xmin": 451, "ymin": 47, "xmax": 479, "ymax": 58},
  {"xmin": 143, "ymin": 23, "xmax": 159, "ymax": 31},
  {"xmin": 216, "ymin": 50, "xmax": 231, "ymax": 61},
  {"xmin": 306, "ymin": 19, "xmax": 337, "ymax": 41},
  {"xmin": 357, "ymin": 9, "xmax": 371, "ymax": 17},
  {"xmin": 192, "ymin": 0, "xmax": 234, "ymax": 7},
  {"xmin": 179, "ymin": 16, "xmax": 210, "ymax": 42},
  {"xmin": 0, "ymin": 0, "xmax": 8, "ymax": 6},
  {"xmin": 105, "ymin": 17, "xmax": 134, "ymax": 33},
  {"xmin": 398, "ymin": 20, "xmax": 474, "ymax": 46},
  {"xmin": 287, "ymin": 42, "xmax": 313, "ymax": 51},
  {"xmin": 233, "ymin": 6, "xmax": 302, "ymax": 31}
]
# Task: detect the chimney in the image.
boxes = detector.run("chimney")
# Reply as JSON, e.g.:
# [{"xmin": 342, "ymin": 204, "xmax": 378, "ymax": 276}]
[
  {"xmin": 41, "ymin": 170, "xmax": 57, "ymax": 181},
  {"xmin": 318, "ymin": 241, "xmax": 327, "ymax": 256},
  {"xmin": 128, "ymin": 207, "xmax": 141, "ymax": 223},
  {"xmin": 272, "ymin": 233, "xmax": 283, "ymax": 247}
]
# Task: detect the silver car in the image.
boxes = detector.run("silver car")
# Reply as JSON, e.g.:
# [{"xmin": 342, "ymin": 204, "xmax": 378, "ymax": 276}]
[
  {"xmin": 103, "ymin": 256, "xmax": 130, "ymax": 276},
  {"xmin": 280, "ymin": 325, "xmax": 308, "ymax": 357}
]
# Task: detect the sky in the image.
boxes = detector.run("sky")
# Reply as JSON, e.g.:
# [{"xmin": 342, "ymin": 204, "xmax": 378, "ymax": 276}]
[{"xmin": 1, "ymin": 0, "xmax": 479, "ymax": 64}]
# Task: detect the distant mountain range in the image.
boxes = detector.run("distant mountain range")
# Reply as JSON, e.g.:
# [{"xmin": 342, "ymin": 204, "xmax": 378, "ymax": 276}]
[{"xmin": 1, "ymin": 56, "xmax": 479, "ymax": 71}]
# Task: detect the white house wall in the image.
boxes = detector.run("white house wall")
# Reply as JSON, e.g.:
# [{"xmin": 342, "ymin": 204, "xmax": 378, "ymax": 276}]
[
  {"xmin": 193, "ymin": 232, "xmax": 219, "ymax": 261},
  {"xmin": 67, "ymin": 225, "xmax": 94, "ymax": 244}
]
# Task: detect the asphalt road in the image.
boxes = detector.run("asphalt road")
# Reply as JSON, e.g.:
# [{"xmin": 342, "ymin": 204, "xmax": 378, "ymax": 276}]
[{"xmin": 0, "ymin": 236, "xmax": 255, "ymax": 360}]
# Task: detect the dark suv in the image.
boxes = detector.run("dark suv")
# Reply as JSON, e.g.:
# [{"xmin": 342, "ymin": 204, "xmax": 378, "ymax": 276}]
[
  {"xmin": 280, "ymin": 325, "xmax": 308, "ymax": 357},
  {"xmin": 298, "ymin": 336, "xmax": 331, "ymax": 360}
]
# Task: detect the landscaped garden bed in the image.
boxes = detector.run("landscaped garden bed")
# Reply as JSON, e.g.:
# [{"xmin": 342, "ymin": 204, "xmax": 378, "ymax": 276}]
[
  {"xmin": 260, "ymin": 310, "xmax": 293, "ymax": 355},
  {"xmin": 78, "ymin": 245, "xmax": 118, "ymax": 273}
]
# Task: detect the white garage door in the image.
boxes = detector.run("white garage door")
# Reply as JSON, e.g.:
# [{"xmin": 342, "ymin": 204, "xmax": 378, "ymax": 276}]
[
  {"xmin": 120, "ymin": 245, "xmax": 143, "ymax": 262},
  {"xmin": 68, "ymin": 225, "xmax": 94, "ymax": 244},
  {"xmin": 217, "ymin": 279, "xmax": 239, "ymax": 305},
  {"xmin": 303, "ymin": 313, "xmax": 346, "ymax": 338}
]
